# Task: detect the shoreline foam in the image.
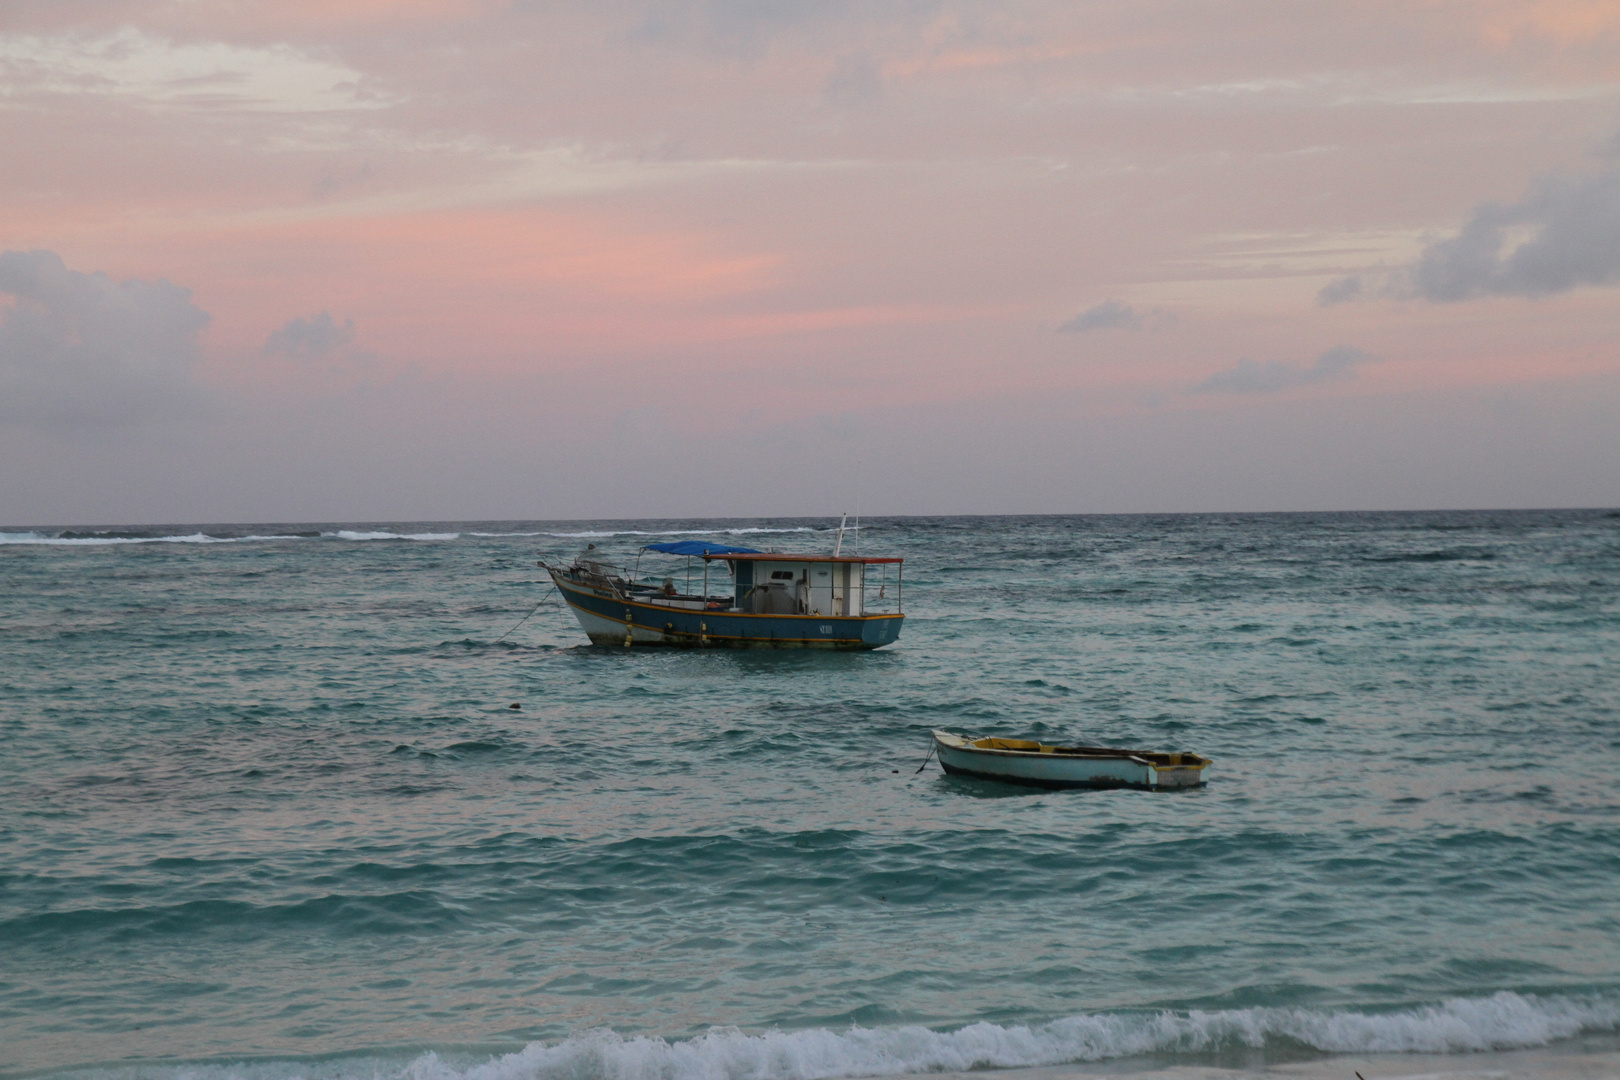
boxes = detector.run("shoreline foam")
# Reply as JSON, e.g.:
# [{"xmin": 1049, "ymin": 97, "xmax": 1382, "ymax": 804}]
[
  {"xmin": 895, "ymin": 1040, "xmax": 1620, "ymax": 1080},
  {"xmin": 13, "ymin": 997, "xmax": 1618, "ymax": 1080}
]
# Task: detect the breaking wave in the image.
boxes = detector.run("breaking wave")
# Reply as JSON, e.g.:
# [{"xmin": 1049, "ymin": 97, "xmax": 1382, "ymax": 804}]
[
  {"xmin": 416, "ymin": 994, "xmax": 1620, "ymax": 1080},
  {"xmin": 0, "ymin": 530, "xmax": 458, "ymax": 546},
  {"xmin": 0, "ymin": 531, "xmax": 315, "ymax": 546},
  {"xmin": 536, "ymin": 527, "xmax": 825, "ymax": 538},
  {"xmin": 329, "ymin": 531, "xmax": 460, "ymax": 541},
  {"xmin": 41, "ymin": 993, "xmax": 1620, "ymax": 1080},
  {"xmin": 0, "ymin": 526, "xmax": 832, "ymax": 546}
]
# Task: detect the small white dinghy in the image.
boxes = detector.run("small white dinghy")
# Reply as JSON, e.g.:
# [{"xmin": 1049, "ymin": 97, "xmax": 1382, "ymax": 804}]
[{"xmin": 931, "ymin": 730, "xmax": 1210, "ymax": 791}]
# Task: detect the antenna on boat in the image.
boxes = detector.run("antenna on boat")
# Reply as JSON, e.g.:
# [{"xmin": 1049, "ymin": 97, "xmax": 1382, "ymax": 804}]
[
  {"xmin": 834, "ymin": 513, "xmax": 847, "ymax": 557},
  {"xmin": 853, "ymin": 453, "xmax": 863, "ymax": 555}
]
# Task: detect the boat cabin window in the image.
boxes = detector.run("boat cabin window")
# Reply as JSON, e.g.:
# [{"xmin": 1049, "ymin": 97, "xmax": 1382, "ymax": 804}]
[{"xmin": 769, "ymin": 570, "xmax": 795, "ymax": 580}]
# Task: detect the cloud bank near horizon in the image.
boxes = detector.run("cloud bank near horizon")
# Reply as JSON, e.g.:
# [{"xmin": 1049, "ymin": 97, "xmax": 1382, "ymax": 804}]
[{"xmin": 0, "ymin": 249, "xmax": 211, "ymax": 427}]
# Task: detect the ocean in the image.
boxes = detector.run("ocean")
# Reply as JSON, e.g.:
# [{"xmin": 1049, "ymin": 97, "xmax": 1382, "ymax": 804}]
[{"xmin": 2, "ymin": 511, "xmax": 1618, "ymax": 1080}]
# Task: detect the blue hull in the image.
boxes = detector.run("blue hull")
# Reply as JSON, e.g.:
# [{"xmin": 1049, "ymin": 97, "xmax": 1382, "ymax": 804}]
[{"xmin": 549, "ymin": 573, "xmax": 904, "ymax": 650}]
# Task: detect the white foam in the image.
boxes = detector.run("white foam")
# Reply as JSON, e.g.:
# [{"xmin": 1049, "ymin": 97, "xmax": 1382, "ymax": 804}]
[
  {"xmin": 0, "ymin": 532, "xmax": 311, "ymax": 546},
  {"xmin": 461, "ymin": 530, "xmax": 828, "ymax": 539},
  {"xmin": 0, "ymin": 530, "xmax": 461, "ymax": 545},
  {"xmin": 541, "ymin": 528, "xmax": 823, "ymax": 538},
  {"xmin": 421, "ymin": 994, "xmax": 1618, "ymax": 1080},
  {"xmin": 0, "ymin": 526, "xmax": 835, "ymax": 546},
  {"xmin": 329, "ymin": 531, "xmax": 460, "ymax": 541},
  {"xmin": 63, "ymin": 993, "xmax": 1620, "ymax": 1080}
]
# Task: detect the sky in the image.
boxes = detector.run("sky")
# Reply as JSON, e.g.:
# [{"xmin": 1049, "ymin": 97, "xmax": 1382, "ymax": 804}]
[{"xmin": 2, "ymin": 0, "xmax": 1618, "ymax": 525}]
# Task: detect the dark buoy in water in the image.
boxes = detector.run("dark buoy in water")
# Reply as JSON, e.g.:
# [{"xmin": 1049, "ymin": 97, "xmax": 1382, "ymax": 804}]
[{"xmin": 509, "ymin": 702, "xmax": 521, "ymax": 710}]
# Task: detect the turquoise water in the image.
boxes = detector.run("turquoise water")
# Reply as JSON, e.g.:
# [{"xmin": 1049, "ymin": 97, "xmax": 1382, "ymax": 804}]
[{"xmin": 3, "ymin": 511, "xmax": 1618, "ymax": 1080}]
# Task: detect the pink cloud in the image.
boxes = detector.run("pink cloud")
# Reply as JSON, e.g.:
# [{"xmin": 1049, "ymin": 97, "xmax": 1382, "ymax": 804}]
[{"xmin": 2, "ymin": 1, "xmax": 1619, "ymax": 519}]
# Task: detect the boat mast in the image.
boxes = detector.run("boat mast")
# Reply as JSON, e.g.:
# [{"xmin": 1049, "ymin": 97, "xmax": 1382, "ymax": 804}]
[{"xmin": 834, "ymin": 513, "xmax": 847, "ymax": 557}]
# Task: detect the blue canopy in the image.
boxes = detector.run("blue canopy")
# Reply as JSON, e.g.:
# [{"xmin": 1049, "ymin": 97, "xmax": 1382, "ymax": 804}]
[{"xmin": 642, "ymin": 540, "xmax": 762, "ymax": 557}]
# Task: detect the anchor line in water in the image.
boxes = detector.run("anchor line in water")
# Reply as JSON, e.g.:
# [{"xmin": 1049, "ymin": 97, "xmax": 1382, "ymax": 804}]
[
  {"xmin": 914, "ymin": 736, "xmax": 938, "ymax": 774},
  {"xmin": 493, "ymin": 582, "xmax": 560, "ymax": 644}
]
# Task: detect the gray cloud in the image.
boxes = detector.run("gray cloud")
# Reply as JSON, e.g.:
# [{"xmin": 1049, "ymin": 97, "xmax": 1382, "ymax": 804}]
[
  {"xmin": 1193, "ymin": 345, "xmax": 1374, "ymax": 394},
  {"xmin": 633, "ymin": 0, "xmax": 859, "ymax": 59},
  {"xmin": 823, "ymin": 51, "xmax": 884, "ymax": 107},
  {"xmin": 1059, "ymin": 300, "xmax": 1173, "ymax": 332},
  {"xmin": 1315, "ymin": 275, "xmax": 1363, "ymax": 305},
  {"xmin": 0, "ymin": 249, "xmax": 210, "ymax": 427},
  {"xmin": 1321, "ymin": 165, "xmax": 1620, "ymax": 305},
  {"xmin": 264, "ymin": 311, "xmax": 357, "ymax": 359}
]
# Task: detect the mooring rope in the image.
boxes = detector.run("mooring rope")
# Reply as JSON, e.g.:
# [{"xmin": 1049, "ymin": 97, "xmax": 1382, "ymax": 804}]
[
  {"xmin": 913, "ymin": 737, "xmax": 938, "ymax": 774},
  {"xmin": 494, "ymin": 583, "xmax": 559, "ymax": 644}
]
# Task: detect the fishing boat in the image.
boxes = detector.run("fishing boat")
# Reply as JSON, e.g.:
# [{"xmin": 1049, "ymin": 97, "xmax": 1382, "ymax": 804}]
[
  {"xmin": 931, "ymin": 730, "xmax": 1210, "ymax": 790},
  {"xmin": 539, "ymin": 531, "xmax": 904, "ymax": 650}
]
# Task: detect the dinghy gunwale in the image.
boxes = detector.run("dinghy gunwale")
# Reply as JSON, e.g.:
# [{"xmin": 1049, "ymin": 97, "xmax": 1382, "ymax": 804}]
[{"xmin": 930, "ymin": 729, "xmax": 1210, "ymax": 790}]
